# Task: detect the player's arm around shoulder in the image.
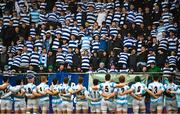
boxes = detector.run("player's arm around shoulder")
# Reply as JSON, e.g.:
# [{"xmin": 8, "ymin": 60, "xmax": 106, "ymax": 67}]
[
  {"xmin": 155, "ymin": 83, "xmax": 164, "ymax": 96},
  {"xmin": 116, "ymin": 82, "xmax": 128, "ymax": 88},
  {"xmin": 51, "ymin": 85, "xmax": 61, "ymax": 96},
  {"xmin": 170, "ymin": 85, "xmax": 180, "ymax": 94},
  {"xmin": 121, "ymin": 84, "xmax": 134, "ymax": 95},
  {"xmin": 0, "ymin": 83, "xmax": 9, "ymax": 90},
  {"xmin": 32, "ymin": 86, "xmax": 43, "ymax": 97}
]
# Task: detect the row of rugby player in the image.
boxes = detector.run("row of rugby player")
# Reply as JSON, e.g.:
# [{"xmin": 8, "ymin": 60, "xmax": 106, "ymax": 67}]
[{"xmin": 0, "ymin": 74, "xmax": 179, "ymax": 114}]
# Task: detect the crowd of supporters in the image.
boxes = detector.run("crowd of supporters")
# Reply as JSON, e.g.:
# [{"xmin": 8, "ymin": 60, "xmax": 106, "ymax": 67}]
[{"xmin": 0, "ymin": 0, "xmax": 179, "ymax": 74}]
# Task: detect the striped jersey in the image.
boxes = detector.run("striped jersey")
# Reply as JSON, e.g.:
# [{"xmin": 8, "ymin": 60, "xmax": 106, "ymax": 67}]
[
  {"xmin": 21, "ymin": 52, "xmax": 30, "ymax": 66},
  {"xmin": 61, "ymin": 84, "xmax": 73, "ymax": 101},
  {"xmin": 76, "ymin": 12, "xmax": 83, "ymax": 26},
  {"xmin": 8, "ymin": 57, "xmax": 13, "ymax": 69},
  {"xmin": 100, "ymin": 26, "xmax": 108, "ymax": 36},
  {"xmin": 105, "ymin": 12, "xmax": 113, "ymax": 26},
  {"xmin": 113, "ymin": 11, "xmax": 121, "ymax": 23},
  {"xmin": 178, "ymin": 39, "xmax": 180, "ymax": 56},
  {"xmin": 29, "ymin": 28, "xmax": 36, "ymax": 39},
  {"xmin": 167, "ymin": 55, "xmax": 177, "ymax": 66},
  {"xmin": 148, "ymin": 82, "xmax": 164, "ymax": 103},
  {"xmin": 61, "ymin": 27, "xmax": 71, "ymax": 40},
  {"xmin": 81, "ymin": 56, "xmax": 90, "ymax": 70},
  {"xmin": 11, "ymin": 16, "xmax": 19, "ymax": 27},
  {"xmin": 39, "ymin": 12, "xmax": 46, "ymax": 24},
  {"xmin": 158, "ymin": 37, "xmax": 168, "ymax": 50},
  {"xmin": 3, "ymin": 15, "xmax": 11, "ymax": 27},
  {"xmin": 30, "ymin": 51, "xmax": 40, "ymax": 66},
  {"xmin": 35, "ymin": 83, "xmax": 50, "ymax": 101},
  {"xmin": 13, "ymin": 85, "xmax": 25, "ymax": 101},
  {"xmin": 97, "ymin": 68, "xmax": 107, "ymax": 73},
  {"xmin": 99, "ymin": 81, "xmax": 116, "ymax": 101},
  {"xmin": 118, "ymin": 52, "xmax": 130, "ymax": 65},
  {"xmin": 13, "ymin": 55, "xmax": 21, "ymax": 67},
  {"xmin": 135, "ymin": 12, "xmax": 143, "ymax": 25},
  {"xmin": 86, "ymin": 12, "xmax": 97, "ymax": 26},
  {"xmin": 1, "ymin": 85, "xmax": 12, "ymax": 100},
  {"xmin": 162, "ymin": 12, "xmax": 172, "ymax": 25},
  {"xmin": 88, "ymin": 87, "xmax": 101, "ymax": 106},
  {"xmin": 119, "ymin": 13, "xmax": 126, "ymax": 25},
  {"xmin": 109, "ymin": 27, "xmax": 118, "ymax": 37},
  {"xmin": 147, "ymin": 54, "xmax": 156, "ymax": 67},
  {"xmin": 61, "ymin": 44, "xmax": 68, "ymax": 54},
  {"xmin": 162, "ymin": 67, "xmax": 175, "ymax": 76},
  {"xmin": 46, "ymin": 12, "xmax": 59, "ymax": 23},
  {"xmin": 81, "ymin": 36, "xmax": 92, "ymax": 50},
  {"xmin": 91, "ymin": 40, "xmax": 100, "ymax": 51},
  {"xmin": 168, "ymin": 37, "xmax": 178, "ymax": 51},
  {"xmin": 108, "ymin": 69, "xmax": 118, "ymax": 73},
  {"xmin": 20, "ymin": 12, "xmax": 30, "ymax": 24},
  {"xmin": 75, "ymin": 85, "xmax": 88, "ymax": 101},
  {"xmin": 24, "ymin": 83, "xmax": 36, "ymax": 98},
  {"xmin": 40, "ymin": 53, "xmax": 47, "ymax": 67},
  {"xmin": 34, "ymin": 39, "xmax": 43, "ymax": 52},
  {"xmin": 25, "ymin": 41, "xmax": 34, "ymax": 52},
  {"xmin": 131, "ymin": 82, "xmax": 147, "ymax": 96},
  {"xmin": 56, "ymin": 52, "xmax": 65, "ymax": 64},
  {"xmin": 123, "ymin": 37, "xmax": 136, "ymax": 48},
  {"xmin": 164, "ymin": 83, "xmax": 178, "ymax": 101},
  {"xmin": 65, "ymin": 53, "xmax": 73, "ymax": 65},
  {"xmin": 68, "ymin": 40, "xmax": 78, "ymax": 49},
  {"xmin": 114, "ymin": 85, "xmax": 129, "ymax": 105},
  {"xmin": 50, "ymin": 84, "xmax": 62, "ymax": 104},
  {"xmin": 52, "ymin": 38, "xmax": 61, "ymax": 51},
  {"xmin": 136, "ymin": 40, "xmax": 145, "ymax": 54},
  {"xmin": 127, "ymin": 11, "xmax": 136, "ymax": 23}
]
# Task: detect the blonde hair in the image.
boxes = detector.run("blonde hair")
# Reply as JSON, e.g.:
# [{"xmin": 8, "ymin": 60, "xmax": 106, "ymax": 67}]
[{"xmin": 41, "ymin": 76, "xmax": 47, "ymax": 82}]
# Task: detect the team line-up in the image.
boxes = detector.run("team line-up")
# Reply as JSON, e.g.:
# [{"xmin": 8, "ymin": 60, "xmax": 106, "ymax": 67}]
[{"xmin": 0, "ymin": 74, "xmax": 179, "ymax": 114}]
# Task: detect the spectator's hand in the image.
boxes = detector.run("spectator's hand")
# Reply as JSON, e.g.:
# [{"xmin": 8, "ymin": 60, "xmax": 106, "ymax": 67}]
[
  {"xmin": 3, "ymin": 83, "xmax": 9, "ymax": 87},
  {"xmin": 166, "ymin": 90, "xmax": 171, "ymax": 94},
  {"xmin": 77, "ymin": 68, "xmax": 81, "ymax": 72},
  {"xmin": 105, "ymin": 96, "xmax": 110, "ymax": 100},
  {"xmin": 142, "ymin": 66, "xmax": 147, "ymax": 72},
  {"xmin": 92, "ymin": 98, "xmax": 97, "ymax": 102},
  {"xmin": 119, "ymin": 92, "xmax": 125, "ymax": 96}
]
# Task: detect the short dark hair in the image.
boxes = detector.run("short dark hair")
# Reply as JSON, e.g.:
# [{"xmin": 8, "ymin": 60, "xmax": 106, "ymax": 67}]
[
  {"xmin": 153, "ymin": 75, "xmax": 159, "ymax": 81},
  {"xmin": 16, "ymin": 79, "xmax": 22, "ymax": 85},
  {"xmin": 168, "ymin": 76, "xmax": 174, "ymax": 83},
  {"xmin": 135, "ymin": 76, "xmax": 141, "ymax": 82},
  {"xmin": 105, "ymin": 74, "xmax": 111, "ymax": 81},
  {"xmin": 64, "ymin": 77, "xmax": 69, "ymax": 84},
  {"xmin": 78, "ymin": 77, "xmax": 84, "ymax": 84},
  {"xmin": 3, "ymin": 77, "xmax": 9, "ymax": 83},
  {"xmin": 93, "ymin": 79, "xmax": 99, "ymax": 85},
  {"xmin": 119, "ymin": 75, "xmax": 125, "ymax": 83},
  {"xmin": 53, "ymin": 78, "xmax": 58, "ymax": 85}
]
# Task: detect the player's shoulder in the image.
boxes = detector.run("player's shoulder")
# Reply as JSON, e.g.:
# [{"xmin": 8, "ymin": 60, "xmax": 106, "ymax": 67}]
[
  {"xmin": 98, "ymin": 82, "xmax": 104, "ymax": 88},
  {"xmin": 124, "ymin": 85, "xmax": 130, "ymax": 89},
  {"xmin": 148, "ymin": 82, "xmax": 154, "ymax": 86},
  {"xmin": 110, "ymin": 82, "xmax": 116, "ymax": 87},
  {"xmin": 140, "ymin": 82, "xmax": 147, "ymax": 87},
  {"xmin": 164, "ymin": 83, "xmax": 168, "ymax": 88},
  {"xmin": 131, "ymin": 83, "xmax": 136, "ymax": 87},
  {"xmin": 89, "ymin": 87, "xmax": 93, "ymax": 91},
  {"xmin": 53, "ymin": 84, "xmax": 59, "ymax": 89},
  {"xmin": 158, "ymin": 82, "xmax": 164, "ymax": 86},
  {"xmin": 41, "ymin": 83, "xmax": 49, "ymax": 87},
  {"xmin": 7, "ymin": 84, "xmax": 12, "ymax": 89}
]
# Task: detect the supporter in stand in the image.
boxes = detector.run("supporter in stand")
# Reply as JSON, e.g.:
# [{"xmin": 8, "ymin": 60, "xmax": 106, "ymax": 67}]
[{"xmin": 0, "ymin": 0, "xmax": 178, "ymax": 74}]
